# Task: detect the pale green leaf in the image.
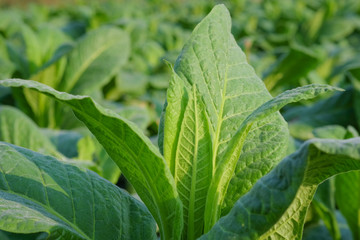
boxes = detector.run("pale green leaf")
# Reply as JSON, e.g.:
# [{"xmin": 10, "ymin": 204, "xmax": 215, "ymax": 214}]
[
  {"xmin": 159, "ymin": 5, "xmax": 289, "ymax": 233},
  {"xmin": 313, "ymin": 125, "xmax": 347, "ymax": 139},
  {"xmin": 60, "ymin": 27, "xmax": 130, "ymax": 95},
  {"xmin": 0, "ymin": 79, "xmax": 183, "ymax": 240},
  {"xmin": 205, "ymin": 84, "xmax": 340, "ymax": 230},
  {"xmin": 173, "ymin": 86, "xmax": 212, "ymax": 240},
  {"xmin": 0, "ymin": 142, "xmax": 156, "ymax": 239},
  {"xmin": 160, "ymin": 4, "xmax": 339, "ymax": 234},
  {"xmin": 200, "ymin": 138, "xmax": 360, "ymax": 240},
  {"xmin": 21, "ymin": 25, "xmax": 42, "ymax": 72}
]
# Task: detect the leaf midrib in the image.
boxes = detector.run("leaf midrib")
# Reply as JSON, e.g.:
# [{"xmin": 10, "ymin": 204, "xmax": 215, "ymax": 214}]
[{"xmin": 188, "ymin": 87, "xmax": 199, "ymax": 240}]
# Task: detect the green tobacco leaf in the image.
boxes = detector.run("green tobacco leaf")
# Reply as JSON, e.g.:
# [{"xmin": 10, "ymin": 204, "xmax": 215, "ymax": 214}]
[
  {"xmin": 205, "ymin": 84, "xmax": 340, "ymax": 230},
  {"xmin": 335, "ymin": 171, "xmax": 360, "ymax": 239},
  {"xmin": 160, "ymin": 4, "xmax": 340, "ymax": 234},
  {"xmin": 0, "ymin": 105, "xmax": 61, "ymax": 158},
  {"xmin": 21, "ymin": 25, "xmax": 42, "ymax": 73},
  {"xmin": 0, "ymin": 142, "xmax": 156, "ymax": 239},
  {"xmin": 159, "ymin": 5, "xmax": 289, "ymax": 234},
  {"xmin": 173, "ymin": 85, "xmax": 212, "ymax": 240},
  {"xmin": 60, "ymin": 27, "xmax": 130, "ymax": 95},
  {"xmin": 200, "ymin": 138, "xmax": 360, "ymax": 240},
  {"xmin": 221, "ymin": 84, "xmax": 341, "ymax": 215},
  {"xmin": 0, "ymin": 79, "xmax": 182, "ymax": 240}
]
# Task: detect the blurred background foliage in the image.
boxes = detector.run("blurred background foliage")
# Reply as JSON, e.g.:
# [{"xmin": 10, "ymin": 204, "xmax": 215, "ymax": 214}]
[{"xmin": 0, "ymin": 0, "xmax": 359, "ymax": 239}]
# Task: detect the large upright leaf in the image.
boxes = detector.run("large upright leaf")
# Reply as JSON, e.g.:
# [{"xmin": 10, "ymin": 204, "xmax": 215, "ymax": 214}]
[
  {"xmin": 160, "ymin": 4, "xmax": 339, "ymax": 235},
  {"xmin": 160, "ymin": 5, "xmax": 288, "ymax": 233},
  {"xmin": 0, "ymin": 79, "xmax": 183, "ymax": 240},
  {"xmin": 60, "ymin": 27, "xmax": 130, "ymax": 95},
  {"xmin": 0, "ymin": 142, "xmax": 156, "ymax": 239},
  {"xmin": 204, "ymin": 84, "xmax": 339, "ymax": 231},
  {"xmin": 200, "ymin": 138, "xmax": 360, "ymax": 240}
]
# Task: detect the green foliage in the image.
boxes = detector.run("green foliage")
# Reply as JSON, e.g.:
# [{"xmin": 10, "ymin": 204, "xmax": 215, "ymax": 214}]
[
  {"xmin": 0, "ymin": 142, "xmax": 156, "ymax": 239},
  {"xmin": 200, "ymin": 138, "xmax": 360, "ymax": 240},
  {"xmin": 0, "ymin": 3, "xmax": 359, "ymax": 240}
]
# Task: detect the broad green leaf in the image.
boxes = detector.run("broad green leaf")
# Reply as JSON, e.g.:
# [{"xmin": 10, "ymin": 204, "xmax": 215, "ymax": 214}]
[
  {"xmin": 0, "ymin": 79, "xmax": 183, "ymax": 240},
  {"xmin": 200, "ymin": 138, "xmax": 360, "ymax": 240},
  {"xmin": 0, "ymin": 142, "xmax": 156, "ymax": 239},
  {"xmin": 60, "ymin": 27, "xmax": 130, "ymax": 95},
  {"xmin": 21, "ymin": 25, "xmax": 42, "ymax": 73},
  {"xmin": 160, "ymin": 4, "xmax": 340, "ymax": 234},
  {"xmin": 335, "ymin": 171, "xmax": 360, "ymax": 239},
  {"xmin": 0, "ymin": 105, "xmax": 61, "ymax": 158},
  {"xmin": 159, "ymin": 5, "xmax": 288, "ymax": 233},
  {"xmin": 205, "ymin": 84, "xmax": 340, "ymax": 231}
]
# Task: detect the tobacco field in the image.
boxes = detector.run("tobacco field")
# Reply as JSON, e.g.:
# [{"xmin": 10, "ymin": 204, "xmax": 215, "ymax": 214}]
[{"xmin": 0, "ymin": 0, "xmax": 360, "ymax": 239}]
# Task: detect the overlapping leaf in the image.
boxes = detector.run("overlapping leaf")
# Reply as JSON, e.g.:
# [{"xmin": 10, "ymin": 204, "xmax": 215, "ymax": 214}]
[
  {"xmin": 60, "ymin": 27, "xmax": 130, "ymax": 95},
  {"xmin": 0, "ymin": 142, "xmax": 156, "ymax": 239},
  {"xmin": 160, "ymin": 5, "xmax": 340, "ymax": 235},
  {"xmin": 0, "ymin": 79, "xmax": 183, "ymax": 240},
  {"xmin": 160, "ymin": 5, "xmax": 289, "ymax": 234},
  {"xmin": 201, "ymin": 138, "xmax": 360, "ymax": 240}
]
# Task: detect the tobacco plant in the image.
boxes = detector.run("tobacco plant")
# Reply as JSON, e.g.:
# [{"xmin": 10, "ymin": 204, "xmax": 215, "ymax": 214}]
[{"xmin": 0, "ymin": 5, "xmax": 360, "ymax": 240}]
